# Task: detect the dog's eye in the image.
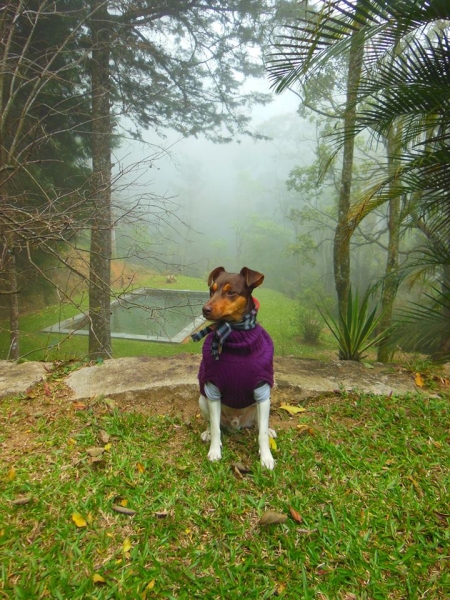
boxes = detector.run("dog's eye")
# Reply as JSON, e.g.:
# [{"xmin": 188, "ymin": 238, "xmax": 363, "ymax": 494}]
[{"xmin": 226, "ymin": 289, "xmax": 237, "ymax": 297}]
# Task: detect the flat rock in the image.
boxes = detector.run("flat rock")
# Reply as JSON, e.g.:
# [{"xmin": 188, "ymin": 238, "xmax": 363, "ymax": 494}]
[
  {"xmin": 0, "ymin": 360, "xmax": 51, "ymax": 398},
  {"xmin": 66, "ymin": 354, "xmax": 418, "ymax": 402}
]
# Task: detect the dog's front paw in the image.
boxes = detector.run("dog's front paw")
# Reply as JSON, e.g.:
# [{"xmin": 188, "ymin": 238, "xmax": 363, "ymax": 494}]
[
  {"xmin": 260, "ymin": 451, "xmax": 275, "ymax": 470},
  {"xmin": 207, "ymin": 444, "xmax": 222, "ymax": 462},
  {"xmin": 268, "ymin": 428, "xmax": 277, "ymax": 439},
  {"xmin": 201, "ymin": 429, "xmax": 211, "ymax": 442}
]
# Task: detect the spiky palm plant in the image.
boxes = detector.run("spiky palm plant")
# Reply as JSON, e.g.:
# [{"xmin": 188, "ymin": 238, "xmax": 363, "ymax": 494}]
[
  {"xmin": 318, "ymin": 287, "xmax": 391, "ymax": 361},
  {"xmin": 267, "ymin": 0, "xmax": 450, "ymax": 232}
]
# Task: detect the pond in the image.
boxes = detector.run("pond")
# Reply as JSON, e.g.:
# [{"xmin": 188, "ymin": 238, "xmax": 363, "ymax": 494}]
[{"xmin": 42, "ymin": 288, "xmax": 209, "ymax": 343}]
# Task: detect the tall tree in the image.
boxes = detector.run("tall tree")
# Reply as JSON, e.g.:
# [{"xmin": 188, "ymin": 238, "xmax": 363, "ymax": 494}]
[
  {"xmin": 88, "ymin": 0, "xmax": 112, "ymax": 359},
  {"xmin": 84, "ymin": 0, "xmax": 294, "ymax": 359},
  {"xmin": 268, "ymin": 0, "xmax": 366, "ymax": 316},
  {"xmin": 0, "ymin": 0, "xmax": 91, "ymax": 358}
]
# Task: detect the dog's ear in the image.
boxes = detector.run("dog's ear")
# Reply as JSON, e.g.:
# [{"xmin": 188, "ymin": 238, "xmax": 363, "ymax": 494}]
[
  {"xmin": 207, "ymin": 266, "xmax": 225, "ymax": 286},
  {"xmin": 240, "ymin": 267, "xmax": 264, "ymax": 290}
]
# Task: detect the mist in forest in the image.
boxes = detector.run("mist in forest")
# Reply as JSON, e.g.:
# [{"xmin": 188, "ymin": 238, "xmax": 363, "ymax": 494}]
[{"xmin": 112, "ymin": 79, "xmax": 331, "ymax": 297}]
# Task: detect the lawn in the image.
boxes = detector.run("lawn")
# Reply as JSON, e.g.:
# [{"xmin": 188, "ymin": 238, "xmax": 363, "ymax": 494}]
[
  {"xmin": 0, "ymin": 273, "xmax": 337, "ymax": 362},
  {"xmin": 0, "ymin": 368, "xmax": 449, "ymax": 599}
]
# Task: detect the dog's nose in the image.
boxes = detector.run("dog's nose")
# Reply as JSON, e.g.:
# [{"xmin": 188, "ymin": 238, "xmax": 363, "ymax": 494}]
[{"xmin": 203, "ymin": 305, "xmax": 212, "ymax": 318}]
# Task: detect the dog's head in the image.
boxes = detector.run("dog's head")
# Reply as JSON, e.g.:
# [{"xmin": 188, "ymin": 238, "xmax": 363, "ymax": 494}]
[{"xmin": 202, "ymin": 266, "xmax": 264, "ymax": 322}]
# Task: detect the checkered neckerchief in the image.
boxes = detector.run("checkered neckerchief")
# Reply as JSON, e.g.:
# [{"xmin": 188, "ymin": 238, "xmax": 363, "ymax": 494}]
[{"xmin": 191, "ymin": 299, "xmax": 259, "ymax": 360}]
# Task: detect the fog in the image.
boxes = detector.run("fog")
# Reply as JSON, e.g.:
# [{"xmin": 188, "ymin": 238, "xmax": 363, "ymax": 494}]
[{"xmin": 112, "ymin": 77, "xmax": 330, "ymax": 296}]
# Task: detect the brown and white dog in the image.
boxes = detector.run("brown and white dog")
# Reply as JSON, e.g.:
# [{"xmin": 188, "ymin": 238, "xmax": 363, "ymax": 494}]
[{"xmin": 192, "ymin": 267, "xmax": 276, "ymax": 469}]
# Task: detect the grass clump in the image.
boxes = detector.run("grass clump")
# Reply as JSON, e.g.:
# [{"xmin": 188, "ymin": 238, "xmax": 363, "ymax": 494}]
[{"xmin": 1, "ymin": 378, "xmax": 449, "ymax": 599}]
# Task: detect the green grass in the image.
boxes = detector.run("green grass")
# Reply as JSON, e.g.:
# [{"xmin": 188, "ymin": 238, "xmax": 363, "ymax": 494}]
[
  {"xmin": 0, "ymin": 273, "xmax": 337, "ymax": 361},
  {"xmin": 1, "ymin": 382, "xmax": 449, "ymax": 599}
]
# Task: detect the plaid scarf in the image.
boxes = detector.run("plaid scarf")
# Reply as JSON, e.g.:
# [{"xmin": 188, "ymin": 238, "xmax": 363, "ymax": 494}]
[{"xmin": 191, "ymin": 299, "xmax": 259, "ymax": 360}]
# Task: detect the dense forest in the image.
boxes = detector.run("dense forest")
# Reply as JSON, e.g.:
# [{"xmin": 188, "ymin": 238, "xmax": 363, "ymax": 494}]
[{"xmin": 1, "ymin": 0, "xmax": 449, "ymax": 362}]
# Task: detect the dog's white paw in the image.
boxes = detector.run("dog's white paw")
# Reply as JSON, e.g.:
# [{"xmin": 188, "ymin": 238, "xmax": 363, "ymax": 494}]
[
  {"xmin": 268, "ymin": 428, "xmax": 277, "ymax": 439},
  {"xmin": 207, "ymin": 444, "xmax": 222, "ymax": 462},
  {"xmin": 260, "ymin": 451, "xmax": 275, "ymax": 470},
  {"xmin": 201, "ymin": 429, "xmax": 211, "ymax": 442}
]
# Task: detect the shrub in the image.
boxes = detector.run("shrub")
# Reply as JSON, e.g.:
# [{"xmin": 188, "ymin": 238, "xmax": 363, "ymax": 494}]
[{"xmin": 319, "ymin": 287, "xmax": 391, "ymax": 361}]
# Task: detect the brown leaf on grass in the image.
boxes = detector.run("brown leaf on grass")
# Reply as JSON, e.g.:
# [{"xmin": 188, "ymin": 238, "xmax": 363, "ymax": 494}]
[
  {"xmin": 11, "ymin": 496, "xmax": 32, "ymax": 506},
  {"xmin": 112, "ymin": 504, "xmax": 136, "ymax": 516},
  {"xmin": 43, "ymin": 382, "xmax": 51, "ymax": 397},
  {"xmin": 103, "ymin": 398, "xmax": 117, "ymax": 410},
  {"xmin": 231, "ymin": 462, "xmax": 251, "ymax": 474},
  {"xmin": 86, "ymin": 447, "xmax": 105, "ymax": 457},
  {"xmin": 279, "ymin": 403, "xmax": 306, "ymax": 415},
  {"xmin": 289, "ymin": 506, "xmax": 303, "ymax": 523},
  {"xmin": 155, "ymin": 510, "xmax": 170, "ymax": 519},
  {"xmin": 98, "ymin": 430, "xmax": 110, "ymax": 444},
  {"xmin": 434, "ymin": 511, "xmax": 450, "ymax": 522},
  {"xmin": 259, "ymin": 510, "xmax": 288, "ymax": 526},
  {"xmin": 92, "ymin": 573, "xmax": 106, "ymax": 585},
  {"xmin": 72, "ymin": 401, "xmax": 88, "ymax": 411},
  {"xmin": 137, "ymin": 462, "xmax": 146, "ymax": 474},
  {"xmin": 406, "ymin": 474, "xmax": 423, "ymax": 496}
]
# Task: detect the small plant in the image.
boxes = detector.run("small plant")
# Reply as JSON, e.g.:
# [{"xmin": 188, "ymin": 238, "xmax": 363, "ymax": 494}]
[
  {"xmin": 293, "ymin": 285, "xmax": 332, "ymax": 344},
  {"xmin": 319, "ymin": 287, "xmax": 391, "ymax": 361}
]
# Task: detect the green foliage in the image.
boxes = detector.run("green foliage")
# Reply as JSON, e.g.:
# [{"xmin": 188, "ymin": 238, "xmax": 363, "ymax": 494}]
[
  {"xmin": 319, "ymin": 287, "xmax": 390, "ymax": 361},
  {"xmin": 293, "ymin": 286, "xmax": 332, "ymax": 344},
  {"xmin": 396, "ymin": 284, "xmax": 450, "ymax": 360}
]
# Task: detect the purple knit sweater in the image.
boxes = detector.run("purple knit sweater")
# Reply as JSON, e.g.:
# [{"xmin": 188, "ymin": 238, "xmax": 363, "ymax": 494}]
[{"xmin": 198, "ymin": 324, "xmax": 274, "ymax": 409}]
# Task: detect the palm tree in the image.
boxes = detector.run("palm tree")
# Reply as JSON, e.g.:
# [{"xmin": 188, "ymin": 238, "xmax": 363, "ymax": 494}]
[{"xmin": 268, "ymin": 0, "xmax": 450, "ymax": 357}]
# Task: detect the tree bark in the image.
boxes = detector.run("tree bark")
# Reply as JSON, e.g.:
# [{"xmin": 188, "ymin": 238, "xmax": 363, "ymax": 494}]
[
  {"xmin": 377, "ymin": 128, "xmax": 401, "ymax": 362},
  {"xmin": 89, "ymin": 0, "xmax": 112, "ymax": 360},
  {"xmin": 333, "ymin": 21, "xmax": 364, "ymax": 317}
]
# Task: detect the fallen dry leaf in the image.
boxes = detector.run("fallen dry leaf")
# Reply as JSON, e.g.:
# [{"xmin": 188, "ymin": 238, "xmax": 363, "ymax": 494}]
[
  {"xmin": 98, "ymin": 430, "xmax": 110, "ymax": 444},
  {"xmin": 289, "ymin": 506, "xmax": 303, "ymax": 523},
  {"xmin": 279, "ymin": 403, "xmax": 306, "ymax": 415},
  {"xmin": 112, "ymin": 504, "xmax": 136, "ymax": 516},
  {"xmin": 141, "ymin": 579, "xmax": 156, "ymax": 599},
  {"xmin": 11, "ymin": 496, "xmax": 32, "ymax": 506},
  {"xmin": 269, "ymin": 437, "xmax": 277, "ymax": 451},
  {"xmin": 231, "ymin": 462, "xmax": 251, "ymax": 474},
  {"xmin": 137, "ymin": 462, "xmax": 146, "ymax": 474},
  {"xmin": 5, "ymin": 467, "xmax": 16, "ymax": 482},
  {"xmin": 72, "ymin": 512, "xmax": 87, "ymax": 528},
  {"xmin": 92, "ymin": 573, "xmax": 106, "ymax": 585},
  {"xmin": 415, "ymin": 372, "xmax": 424, "ymax": 387},
  {"xmin": 259, "ymin": 510, "xmax": 288, "ymax": 526},
  {"xmin": 72, "ymin": 401, "xmax": 88, "ymax": 411},
  {"xmin": 155, "ymin": 510, "xmax": 170, "ymax": 519},
  {"xmin": 123, "ymin": 537, "xmax": 132, "ymax": 553},
  {"xmin": 86, "ymin": 447, "xmax": 105, "ymax": 457},
  {"xmin": 103, "ymin": 398, "xmax": 117, "ymax": 410}
]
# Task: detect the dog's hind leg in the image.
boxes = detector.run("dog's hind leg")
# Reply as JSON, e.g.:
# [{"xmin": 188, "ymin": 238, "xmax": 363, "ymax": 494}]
[
  {"xmin": 201, "ymin": 383, "xmax": 222, "ymax": 462},
  {"xmin": 255, "ymin": 384, "xmax": 275, "ymax": 470},
  {"xmin": 198, "ymin": 395, "xmax": 211, "ymax": 441}
]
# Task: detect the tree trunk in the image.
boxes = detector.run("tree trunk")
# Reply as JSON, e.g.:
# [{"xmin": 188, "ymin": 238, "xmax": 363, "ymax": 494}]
[
  {"xmin": 5, "ymin": 245, "xmax": 20, "ymax": 360},
  {"xmin": 89, "ymin": 0, "xmax": 112, "ymax": 360},
  {"xmin": 377, "ymin": 128, "xmax": 401, "ymax": 362},
  {"xmin": 333, "ymin": 19, "xmax": 364, "ymax": 317}
]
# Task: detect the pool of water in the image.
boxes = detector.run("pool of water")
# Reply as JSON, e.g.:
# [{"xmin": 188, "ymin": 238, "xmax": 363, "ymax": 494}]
[{"xmin": 42, "ymin": 288, "xmax": 209, "ymax": 343}]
